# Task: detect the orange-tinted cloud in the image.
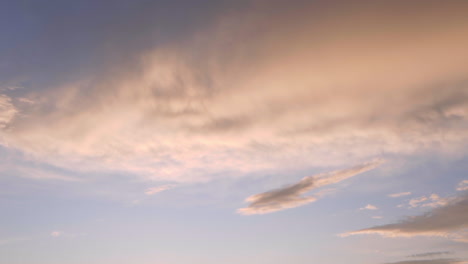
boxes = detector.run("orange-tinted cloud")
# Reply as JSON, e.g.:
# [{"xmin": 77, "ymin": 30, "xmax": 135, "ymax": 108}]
[{"xmin": 1, "ymin": 1, "xmax": 468, "ymax": 182}]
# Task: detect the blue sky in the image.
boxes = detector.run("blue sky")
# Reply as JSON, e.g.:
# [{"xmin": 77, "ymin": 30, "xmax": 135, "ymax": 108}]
[{"xmin": 1, "ymin": 1, "xmax": 468, "ymax": 264}]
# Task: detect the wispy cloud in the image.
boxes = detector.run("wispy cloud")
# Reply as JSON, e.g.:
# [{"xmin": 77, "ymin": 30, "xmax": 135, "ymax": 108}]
[
  {"xmin": 385, "ymin": 259, "xmax": 466, "ymax": 264},
  {"xmin": 407, "ymin": 252, "xmax": 453, "ymax": 258},
  {"xmin": 237, "ymin": 160, "xmax": 382, "ymax": 215},
  {"xmin": 0, "ymin": 94, "xmax": 17, "ymax": 129},
  {"xmin": 360, "ymin": 204, "xmax": 378, "ymax": 210},
  {"xmin": 457, "ymin": 180, "xmax": 468, "ymax": 191},
  {"xmin": 144, "ymin": 185, "xmax": 174, "ymax": 195},
  {"xmin": 409, "ymin": 196, "xmax": 429, "ymax": 208},
  {"xmin": 341, "ymin": 193, "xmax": 468, "ymax": 242},
  {"xmin": 408, "ymin": 194, "xmax": 448, "ymax": 209},
  {"xmin": 389, "ymin": 192, "xmax": 412, "ymax": 198}
]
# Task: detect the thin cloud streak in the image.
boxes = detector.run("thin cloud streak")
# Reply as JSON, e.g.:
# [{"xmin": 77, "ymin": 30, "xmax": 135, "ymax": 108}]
[
  {"xmin": 360, "ymin": 204, "xmax": 378, "ymax": 210},
  {"xmin": 385, "ymin": 259, "xmax": 466, "ymax": 264},
  {"xmin": 144, "ymin": 185, "xmax": 174, "ymax": 195},
  {"xmin": 407, "ymin": 252, "xmax": 453, "ymax": 258},
  {"xmin": 389, "ymin": 192, "xmax": 412, "ymax": 198},
  {"xmin": 238, "ymin": 160, "xmax": 382, "ymax": 215}
]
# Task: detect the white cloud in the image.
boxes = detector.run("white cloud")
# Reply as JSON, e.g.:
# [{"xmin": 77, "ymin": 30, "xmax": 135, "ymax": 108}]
[
  {"xmin": 372, "ymin": 216, "xmax": 383, "ymax": 219},
  {"xmin": 237, "ymin": 160, "xmax": 382, "ymax": 215},
  {"xmin": 389, "ymin": 192, "xmax": 412, "ymax": 198}
]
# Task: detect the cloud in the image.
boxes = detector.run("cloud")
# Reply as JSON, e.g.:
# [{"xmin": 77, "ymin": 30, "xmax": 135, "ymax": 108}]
[
  {"xmin": 385, "ymin": 259, "xmax": 465, "ymax": 264},
  {"xmin": 407, "ymin": 252, "xmax": 453, "ymax": 258},
  {"xmin": 422, "ymin": 194, "xmax": 450, "ymax": 208},
  {"xmin": 408, "ymin": 194, "xmax": 448, "ymax": 209},
  {"xmin": 360, "ymin": 204, "xmax": 378, "ymax": 210},
  {"xmin": 1, "ymin": 1, "xmax": 468, "ymax": 183},
  {"xmin": 457, "ymin": 180, "xmax": 468, "ymax": 191},
  {"xmin": 50, "ymin": 231, "xmax": 61, "ymax": 237},
  {"xmin": 409, "ymin": 196, "xmax": 429, "ymax": 208},
  {"xmin": 341, "ymin": 193, "xmax": 468, "ymax": 242},
  {"xmin": 237, "ymin": 160, "xmax": 382, "ymax": 215},
  {"xmin": 144, "ymin": 185, "xmax": 174, "ymax": 195},
  {"xmin": 389, "ymin": 192, "xmax": 412, "ymax": 198},
  {"xmin": 372, "ymin": 216, "xmax": 383, "ymax": 219},
  {"xmin": 0, "ymin": 94, "xmax": 17, "ymax": 129}
]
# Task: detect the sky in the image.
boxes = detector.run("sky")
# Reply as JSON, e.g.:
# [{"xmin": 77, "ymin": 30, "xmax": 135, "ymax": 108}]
[{"xmin": 1, "ymin": 0, "xmax": 468, "ymax": 263}]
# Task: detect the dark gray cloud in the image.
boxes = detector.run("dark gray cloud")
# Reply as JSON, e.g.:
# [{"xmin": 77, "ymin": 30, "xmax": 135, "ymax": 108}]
[
  {"xmin": 342, "ymin": 193, "xmax": 468, "ymax": 241},
  {"xmin": 238, "ymin": 160, "xmax": 382, "ymax": 215}
]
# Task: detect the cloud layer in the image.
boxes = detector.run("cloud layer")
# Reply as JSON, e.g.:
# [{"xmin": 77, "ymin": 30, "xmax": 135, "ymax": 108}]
[
  {"xmin": 238, "ymin": 160, "xmax": 382, "ymax": 215},
  {"xmin": 342, "ymin": 193, "xmax": 468, "ymax": 242},
  {"xmin": 1, "ymin": 1, "xmax": 468, "ymax": 182}
]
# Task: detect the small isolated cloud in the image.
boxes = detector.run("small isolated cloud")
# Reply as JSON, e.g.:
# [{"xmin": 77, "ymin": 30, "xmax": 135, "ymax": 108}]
[
  {"xmin": 237, "ymin": 159, "xmax": 382, "ymax": 215},
  {"xmin": 340, "ymin": 193, "xmax": 468, "ymax": 242},
  {"xmin": 144, "ymin": 184, "xmax": 174, "ymax": 195},
  {"xmin": 360, "ymin": 204, "xmax": 378, "ymax": 210},
  {"xmin": 407, "ymin": 252, "xmax": 453, "ymax": 258},
  {"xmin": 50, "ymin": 231, "xmax": 61, "ymax": 237},
  {"xmin": 457, "ymin": 180, "xmax": 468, "ymax": 191},
  {"xmin": 389, "ymin": 192, "xmax": 412, "ymax": 198},
  {"xmin": 385, "ymin": 259, "xmax": 465, "ymax": 264},
  {"xmin": 373, "ymin": 216, "xmax": 384, "ymax": 219}
]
